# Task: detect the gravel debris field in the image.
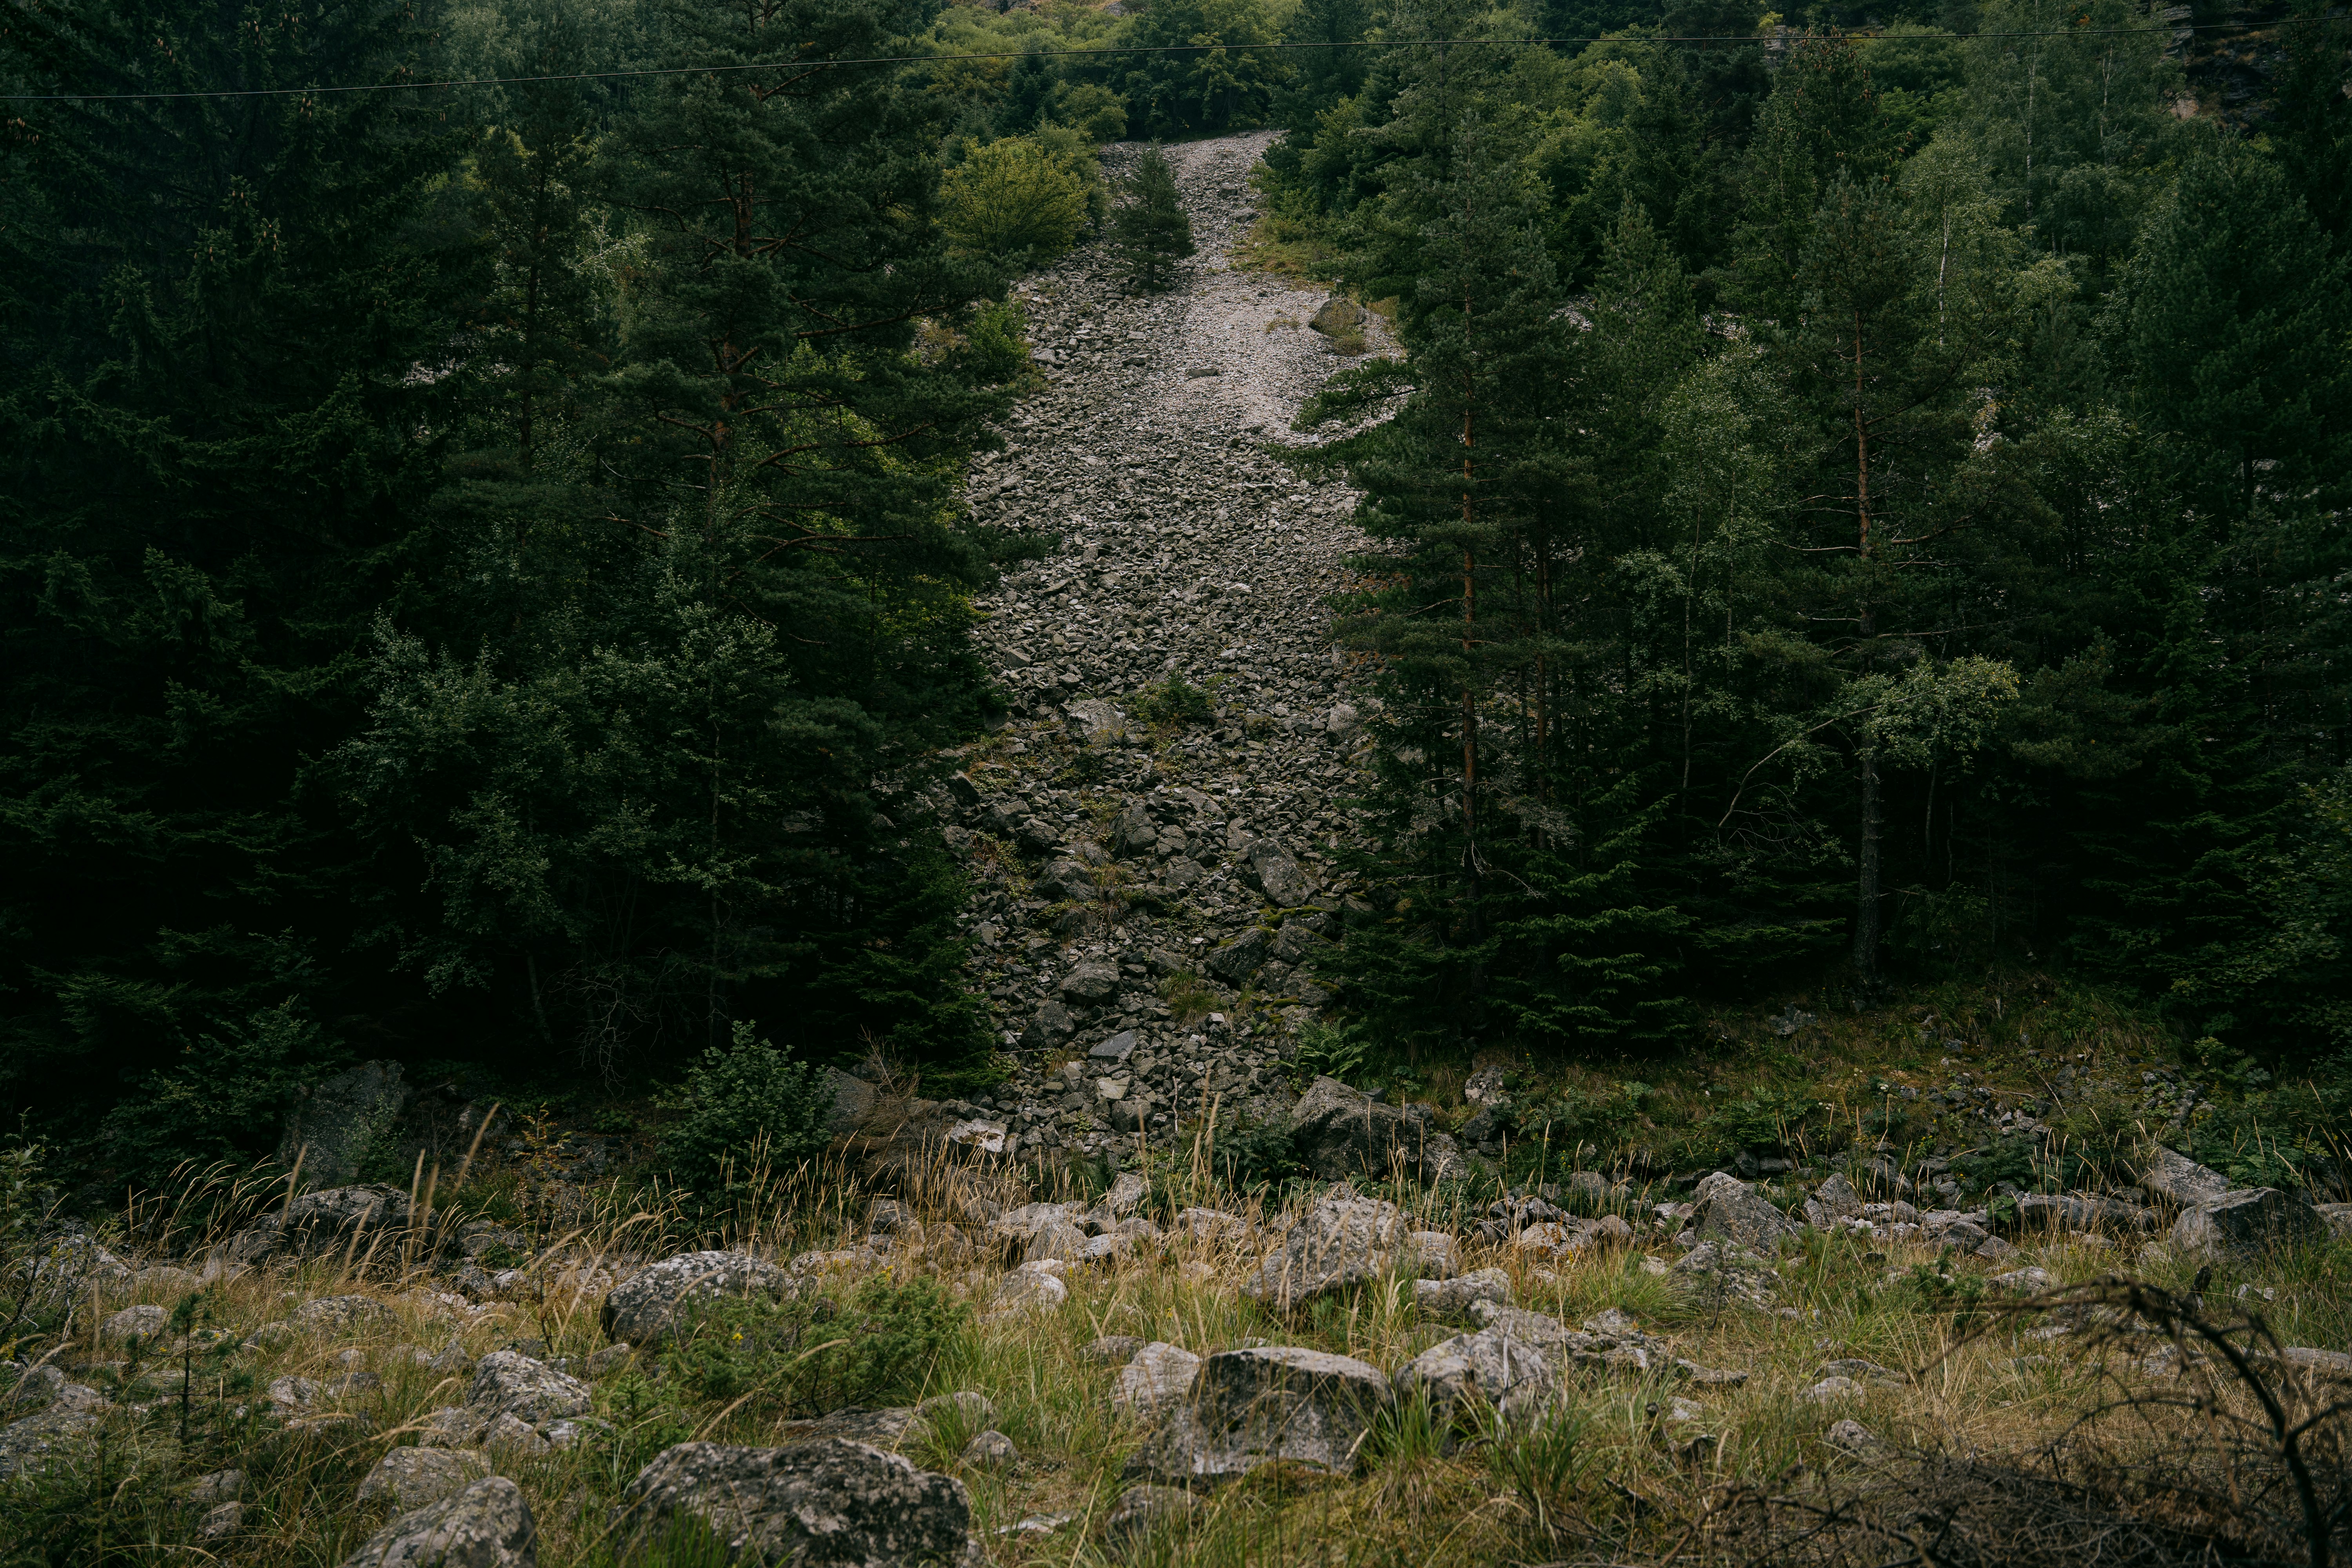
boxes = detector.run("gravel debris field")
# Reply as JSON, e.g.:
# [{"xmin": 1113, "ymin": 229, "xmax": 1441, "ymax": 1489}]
[{"xmin": 921, "ymin": 131, "xmax": 1402, "ymax": 1163}]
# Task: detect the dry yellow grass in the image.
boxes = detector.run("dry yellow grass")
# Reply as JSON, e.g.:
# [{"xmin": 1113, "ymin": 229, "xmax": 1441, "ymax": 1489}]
[{"xmin": 8, "ymin": 1138, "xmax": 2345, "ymax": 1566}]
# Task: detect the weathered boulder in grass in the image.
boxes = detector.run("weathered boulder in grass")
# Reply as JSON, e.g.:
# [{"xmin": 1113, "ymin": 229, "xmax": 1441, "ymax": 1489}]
[
  {"xmin": 468, "ymin": 1351, "xmax": 590, "ymax": 1427},
  {"xmin": 1670, "ymin": 1242, "xmax": 1783, "ymax": 1310},
  {"xmin": 280, "ymin": 1060, "xmax": 407, "ymax": 1189},
  {"xmin": 1112, "ymin": 1343, "xmax": 1201, "ymax": 1417},
  {"xmin": 0, "ymin": 1385, "xmax": 109, "ymax": 1481},
  {"xmin": 601, "ymin": 1252, "xmax": 792, "ymax": 1347},
  {"xmin": 1414, "ymin": 1267, "xmax": 1511, "ymax": 1324},
  {"xmin": 357, "ymin": 1448, "xmax": 490, "ymax": 1512},
  {"xmin": 614, "ymin": 1439, "xmax": 971, "ymax": 1566},
  {"xmin": 1802, "ymin": 1173, "xmax": 1864, "ymax": 1229},
  {"xmin": 1308, "ymin": 294, "xmax": 1367, "ymax": 336},
  {"xmin": 1123, "ymin": 1347, "xmax": 1392, "ymax": 1485},
  {"xmin": 340, "ymin": 1476, "xmax": 536, "ymax": 1568},
  {"xmin": 1392, "ymin": 1328, "xmax": 1563, "ymax": 1426},
  {"xmin": 1287, "ymin": 1078, "xmax": 1466, "ymax": 1185},
  {"xmin": 2141, "ymin": 1147, "xmax": 2231, "ymax": 1209},
  {"xmin": 2168, "ymin": 1188, "xmax": 2326, "ymax": 1261},
  {"xmin": 1689, "ymin": 1172, "xmax": 1797, "ymax": 1254},
  {"xmin": 1238, "ymin": 1184, "xmax": 1400, "ymax": 1311}
]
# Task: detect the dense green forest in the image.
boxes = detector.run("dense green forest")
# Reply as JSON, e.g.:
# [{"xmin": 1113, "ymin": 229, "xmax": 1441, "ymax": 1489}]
[{"xmin": 2, "ymin": 0, "xmax": 2348, "ymax": 1187}]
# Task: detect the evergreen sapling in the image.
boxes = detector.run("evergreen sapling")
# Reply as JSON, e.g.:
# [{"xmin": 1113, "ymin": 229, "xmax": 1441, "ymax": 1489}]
[{"xmin": 1112, "ymin": 145, "xmax": 1196, "ymax": 292}]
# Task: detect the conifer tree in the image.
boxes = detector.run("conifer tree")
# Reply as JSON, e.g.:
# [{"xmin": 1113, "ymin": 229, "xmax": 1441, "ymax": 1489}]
[{"xmin": 1111, "ymin": 146, "xmax": 1197, "ymax": 292}]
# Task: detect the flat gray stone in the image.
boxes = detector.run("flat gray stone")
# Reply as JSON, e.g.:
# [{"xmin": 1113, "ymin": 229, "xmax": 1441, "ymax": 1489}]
[
  {"xmin": 615, "ymin": 1439, "xmax": 971, "ymax": 1567},
  {"xmin": 358, "ymin": 1447, "xmax": 490, "ymax": 1512},
  {"xmin": 1124, "ymin": 1347, "xmax": 1392, "ymax": 1485},
  {"xmin": 341, "ymin": 1475, "xmax": 535, "ymax": 1568},
  {"xmin": 2169, "ymin": 1188, "xmax": 2326, "ymax": 1261},
  {"xmin": 601, "ymin": 1252, "xmax": 791, "ymax": 1348},
  {"xmin": 468, "ymin": 1351, "xmax": 590, "ymax": 1427}
]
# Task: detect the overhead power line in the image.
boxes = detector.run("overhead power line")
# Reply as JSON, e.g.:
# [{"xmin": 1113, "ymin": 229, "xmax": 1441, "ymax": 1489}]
[{"xmin": 2, "ymin": 18, "xmax": 2320, "ymax": 105}]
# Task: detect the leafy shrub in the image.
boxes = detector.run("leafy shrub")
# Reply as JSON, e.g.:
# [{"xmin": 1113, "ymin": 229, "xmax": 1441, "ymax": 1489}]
[
  {"xmin": 98, "ymin": 1002, "xmax": 327, "ymax": 1190},
  {"xmin": 661, "ymin": 1021, "xmax": 829, "ymax": 1198},
  {"xmin": 1207, "ymin": 1115, "xmax": 1303, "ymax": 1193},
  {"xmin": 1293, "ymin": 1020, "xmax": 1369, "ymax": 1084},
  {"xmin": 1951, "ymin": 1134, "xmax": 2038, "ymax": 1196},
  {"xmin": 662, "ymin": 1276, "xmax": 969, "ymax": 1418},
  {"xmin": 1133, "ymin": 673, "xmax": 1212, "ymax": 726},
  {"xmin": 941, "ymin": 136, "xmax": 1091, "ymax": 261},
  {"xmin": 957, "ymin": 298, "xmax": 1033, "ymax": 385}
]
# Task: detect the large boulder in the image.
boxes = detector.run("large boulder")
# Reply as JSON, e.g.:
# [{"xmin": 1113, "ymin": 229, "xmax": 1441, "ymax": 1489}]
[
  {"xmin": 601, "ymin": 1252, "xmax": 791, "ymax": 1347},
  {"xmin": 1206, "ymin": 926, "xmax": 1272, "ymax": 984},
  {"xmin": 231, "ymin": 1185, "xmax": 417, "ymax": 1265},
  {"xmin": 0, "ymin": 1384, "xmax": 110, "ymax": 1481},
  {"xmin": 1670, "ymin": 1242, "xmax": 1782, "ymax": 1310},
  {"xmin": 280, "ymin": 1061, "xmax": 407, "ymax": 1189},
  {"xmin": 2141, "ymin": 1147, "xmax": 2230, "ymax": 1209},
  {"xmin": 1392, "ymin": 1327, "xmax": 1563, "ymax": 1426},
  {"xmin": 1287, "ymin": 1078, "xmax": 1466, "ymax": 1185},
  {"xmin": 1242, "ymin": 842, "xmax": 1315, "ymax": 908},
  {"xmin": 340, "ymin": 1476, "xmax": 535, "ymax": 1568},
  {"xmin": 468, "ymin": 1352, "xmax": 590, "ymax": 1427},
  {"xmin": 615, "ymin": 1439, "xmax": 971, "ymax": 1566},
  {"xmin": 1239, "ymin": 1185, "xmax": 1401, "ymax": 1311},
  {"xmin": 357, "ymin": 1448, "xmax": 491, "ymax": 1512},
  {"xmin": 1113, "ymin": 1343, "xmax": 1202, "ymax": 1418},
  {"xmin": 1688, "ymin": 1172, "xmax": 1797, "ymax": 1254},
  {"xmin": 1123, "ymin": 1347, "xmax": 1392, "ymax": 1485},
  {"xmin": 1308, "ymin": 294, "xmax": 1368, "ymax": 336},
  {"xmin": 1802, "ymin": 1173, "xmax": 1864, "ymax": 1229},
  {"xmin": 2168, "ymin": 1188, "xmax": 2327, "ymax": 1261}
]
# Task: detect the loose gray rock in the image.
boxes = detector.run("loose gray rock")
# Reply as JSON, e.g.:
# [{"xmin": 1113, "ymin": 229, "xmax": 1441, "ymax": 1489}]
[
  {"xmin": 1102, "ymin": 1484, "xmax": 1200, "ymax": 1547},
  {"xmin": 615, "ymin": 1439, "xmax": 971, "ymax": 1567},
  {"xmin": 2141, "ymin": 1147, "xmax": 2230, "ymax": 1208},
  {"xmin": 1243, "ymin": 841, "xmax": 1314, "ymax": 907},
  {"xmin": 1803, "ymin": 1173, "xmax": 1865, "ymax": 1228},
  {"xmin": 1239, "ymin": 1184, "xmax": 1402, "ymax": 1311},
  {"xmin": 358, "ymin": 1448, "xmax": 490, "ymax": 1512},
  {"xmin": 101, "ymin": 1304, "xmax": 170, "ymax": 1343},
  {"xmin": 1392, "ymin": 1326, "xmax": 1563, "ymax": 1426},
  {"xmin": 0, "ymin": 1385, "xmax": 109, "ymax": 1480},
  {"xmin": 341, "ymin": 1475, "xmax": 535, "ymax": 1568},
  {"xmin": 962, "ymin": 1429, "xmax": 1019, "ymax": 1470},
  {"xmin": 468, "ymin": 1351, "xmax": 590, "ymax": 1427},
  {"xmin": 281, "ymin": 1060, "xmax": 407, "ymax": 1189},
  {"xmin": 1287, "ymin": 1078, "xmax": 1465, "ymax": 1185},
  {"xmin": 197, "ymin": 1501, "xmax": 245, "ymax": 1539},
  {"xmin": 1689, "ymin": 1172, "xmax": 1797, "ymax": 1254},
  {"xmin": 2169, "ymin": 1188, "xmax": 2326, "ymax": 1261},
  {"xmin": 1113, "ymin": 1342, "xmax": 1202, "ymax": 1417},
  {"xmin": 600, "ymin": 1252, "xmax": 791, "ymax": 1347},
  {"xmin": 1413, "ymin": 1268, "xmax": 1512, "ymax": 1324},
  {"xmin": 1125, "ymin": 1346, "xmax": 1392, "ymax": 1484}
]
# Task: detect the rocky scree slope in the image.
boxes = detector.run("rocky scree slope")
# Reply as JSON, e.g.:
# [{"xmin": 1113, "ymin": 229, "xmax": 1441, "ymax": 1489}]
[{"xmin": 908, "ymin": 132, "xmax": 1398, "ymax": 1165}]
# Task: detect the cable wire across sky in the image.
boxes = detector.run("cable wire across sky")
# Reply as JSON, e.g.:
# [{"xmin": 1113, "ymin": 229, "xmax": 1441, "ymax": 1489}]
[{"xmin": 2, "ymin": 16, "xmax": 2314, "ymax": 104}]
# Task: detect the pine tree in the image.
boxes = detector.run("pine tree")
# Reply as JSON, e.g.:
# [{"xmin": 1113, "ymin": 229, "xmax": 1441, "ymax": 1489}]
[
  {"xmin": 1111, "ymin": 146, "xmax": 1197, "ymax": 293},
  {"xmin": 0, "ymin": 0, "xmax": 477, "ymax": 1140}
]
